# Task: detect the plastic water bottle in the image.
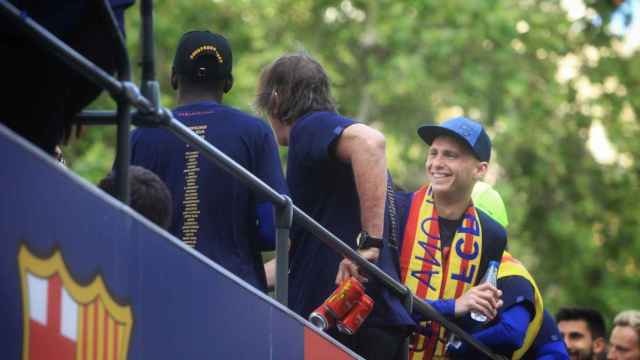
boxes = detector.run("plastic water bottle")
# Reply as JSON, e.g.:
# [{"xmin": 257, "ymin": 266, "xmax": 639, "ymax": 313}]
[{"xmin": 470, "ymin": 260, "xmax": 500, "ymax": 322}]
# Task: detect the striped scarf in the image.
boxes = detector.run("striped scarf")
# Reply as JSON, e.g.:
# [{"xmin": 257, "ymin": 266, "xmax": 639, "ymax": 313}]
[{"xmin": 400, "ymin": 185, "xmax": 484, "ymax": 360}]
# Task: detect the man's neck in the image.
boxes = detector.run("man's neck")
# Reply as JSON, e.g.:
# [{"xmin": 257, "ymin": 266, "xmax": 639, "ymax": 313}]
[
  {"xmin": 177, "ymin": 92, "xmax": 222, "ymax": 107},
  {"xmin": 433, "ymin": 190, "xmax": 472, "ymax": 220}
]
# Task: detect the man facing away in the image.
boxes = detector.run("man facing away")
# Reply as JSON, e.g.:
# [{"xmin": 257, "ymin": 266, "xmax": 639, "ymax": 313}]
[
  {"xmin": 557, "ymin": 307, "xmax": 608, "ymax": 360},
  {"xmin": 394, "ymin": 117, "xmax": 507, "ymax": 359},
  {"xmin": 129, "ymin": 31, "xmax": 288, "ymax": 292}
]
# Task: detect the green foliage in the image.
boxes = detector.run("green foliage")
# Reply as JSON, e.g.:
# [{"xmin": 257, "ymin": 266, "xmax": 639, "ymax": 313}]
[{"xmin": 64, "ymin": 0, "xmax": 640, "ymax": 323}]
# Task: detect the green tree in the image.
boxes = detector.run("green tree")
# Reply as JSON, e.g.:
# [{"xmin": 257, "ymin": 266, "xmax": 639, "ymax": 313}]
[{"xmin": 64, "ymin": 0, "xmax": 639, "ymax": 320}]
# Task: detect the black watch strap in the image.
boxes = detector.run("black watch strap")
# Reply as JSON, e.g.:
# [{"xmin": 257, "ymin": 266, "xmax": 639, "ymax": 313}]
[{"xmin": 357, "ymin": 231, "xmax": 384, "ymax": 250}]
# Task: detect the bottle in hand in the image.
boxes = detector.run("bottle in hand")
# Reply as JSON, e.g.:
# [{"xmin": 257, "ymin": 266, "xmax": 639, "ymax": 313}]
[{"xmin": 470, "ymin": 260, "xmax": 500, "ymax": 323}]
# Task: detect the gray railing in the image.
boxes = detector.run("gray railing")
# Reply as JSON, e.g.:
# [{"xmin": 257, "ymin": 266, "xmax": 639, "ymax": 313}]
[{"xmin": 1, "ymin": 1, "xmax": 505, "ymax": 359}]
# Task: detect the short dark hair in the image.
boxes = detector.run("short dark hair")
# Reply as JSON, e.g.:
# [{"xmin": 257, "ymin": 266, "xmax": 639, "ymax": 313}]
[
  {"xmin": 99, "ymin": 166, "xmax": 173, "ymax": 230},
  {"xmin": 556, "ymin": 307, "xmax": 607, "ymax": 339},
  {"xmin": 178, "ymin": 74, "xmax": 228, "ymax": 94},
  {"xmin": 255, "ymin": 52, "xmax": 336, "ymax": 125}
]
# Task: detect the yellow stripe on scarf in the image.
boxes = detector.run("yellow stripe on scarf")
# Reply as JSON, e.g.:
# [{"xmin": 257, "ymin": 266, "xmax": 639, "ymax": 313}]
[{"xmin": 498, "ymin": 252, "xmax": 544, "ymax": 360}]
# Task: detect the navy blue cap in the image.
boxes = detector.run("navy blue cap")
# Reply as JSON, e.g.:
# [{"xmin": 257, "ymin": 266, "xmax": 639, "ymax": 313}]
[
  {"xmin": 173, "ymin": 31, "xmax": 232, "ymax": 81},
  {"xmin": 417, "ymin": 116, "xmax": 491, "ymax": 162}
]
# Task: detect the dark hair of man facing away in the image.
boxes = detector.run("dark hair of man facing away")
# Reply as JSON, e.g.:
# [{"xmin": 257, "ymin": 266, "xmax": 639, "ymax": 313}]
[
  {"xmin": 99, "ymin": 166, "xmax": 173, "ymax": 230},
  {"xmin": 557, "ymin": 307, "xmax": 607, "ymax": 340},
  {"xmin": 172, "ymin": 71, "xmax": 229, "ymax": 105},
  {"xmin": 255, "ymin": 52, "xmax": 336, "ymax": 125}
]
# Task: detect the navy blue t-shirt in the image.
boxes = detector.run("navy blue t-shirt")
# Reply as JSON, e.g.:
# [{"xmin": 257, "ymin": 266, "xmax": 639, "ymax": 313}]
[
  {"xmin": 525, "ymin": 310, "xmax": 568, "ymax": 359},
  {"xmin": 129, "ymin": 101, "xmax": 288, "ymax": 291},
  {"xmin": 287, "ymin": 112, "xmax": 361, "ymax": 317},
  {"xmin": 286, "ymin": 111, "xmax": 413, "ymax": 328}
]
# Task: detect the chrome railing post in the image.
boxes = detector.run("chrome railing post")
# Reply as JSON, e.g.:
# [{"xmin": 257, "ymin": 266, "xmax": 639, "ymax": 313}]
[{"xmin": 274, "ymin": 195, "xmax": 293, "ymax": 306}]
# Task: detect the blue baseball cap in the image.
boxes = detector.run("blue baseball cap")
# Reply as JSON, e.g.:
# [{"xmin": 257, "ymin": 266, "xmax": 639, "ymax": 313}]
[{"xmin": 417, "ymin": 116, "xmax": 491, "ymax": 162}]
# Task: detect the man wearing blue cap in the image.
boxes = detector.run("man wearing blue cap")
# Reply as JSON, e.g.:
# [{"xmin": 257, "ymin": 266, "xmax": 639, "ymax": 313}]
[
  {"xmin": 392, "ymin": 116, "xmax": 508, "ymax": 359},
  {"xmin": 129, "ymin": 31, "xmax": 288, "ymax": 292}
]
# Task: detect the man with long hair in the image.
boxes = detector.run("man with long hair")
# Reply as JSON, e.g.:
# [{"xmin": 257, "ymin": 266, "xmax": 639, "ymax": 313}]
[{"xmin": 256, "ymin": 52, "xmax": 413, "ymax": 359}]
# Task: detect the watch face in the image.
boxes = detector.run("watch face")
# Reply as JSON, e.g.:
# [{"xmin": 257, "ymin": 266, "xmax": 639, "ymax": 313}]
[{"xmin": 356, "ymin": 232, "xmax": 366, "ymax": 248}]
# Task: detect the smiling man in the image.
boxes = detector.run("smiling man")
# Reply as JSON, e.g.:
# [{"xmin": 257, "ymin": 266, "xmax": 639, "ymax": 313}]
[
  {"xmin": 393, "ymin": 116, "xmax": 507, "ymax": 359},
  {"xmin": 556, "ymin": 307, "xmax": 608, "ymax": 360}
]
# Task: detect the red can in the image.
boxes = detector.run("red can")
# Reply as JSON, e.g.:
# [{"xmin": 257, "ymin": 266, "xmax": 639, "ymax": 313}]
[
  {"xmin": 309, "ymin": 304, "xmax": 336, "ymax": 331},
  {"xmin": 337, "ymin": 295, "xmax": 374, "ymax": 335},
  {"xmin": 324, "ymin": 277, "xmax": 365, "ymax": 319}
]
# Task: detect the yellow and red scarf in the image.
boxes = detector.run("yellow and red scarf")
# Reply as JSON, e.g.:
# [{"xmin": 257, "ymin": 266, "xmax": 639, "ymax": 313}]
[{"xmin": 400, "ymin": 185, "xmax": 484, "ymax": 360}]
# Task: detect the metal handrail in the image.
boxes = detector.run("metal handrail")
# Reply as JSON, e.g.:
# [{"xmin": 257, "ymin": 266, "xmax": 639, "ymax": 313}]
[
  {"xmin": 98, "ymin": 0, "xmax": 133, "ymax": 204},
  {"xmin": 0, "ymin": 1, "xmax": 505, "ymax": 359}
]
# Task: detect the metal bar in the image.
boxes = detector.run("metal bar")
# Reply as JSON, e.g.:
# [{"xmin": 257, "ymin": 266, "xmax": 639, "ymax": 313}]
[
  {"xmin": 139, "ymin": 0, "xmax": 160, "ymax": 108},
  {"xmin": 274, "ymin": 196, "xmax": 293, "ymax": 306},
  {"xmin": 76, "ymin": 111, "xmax": 118, "ymax": 126},
  {"xmin": 401, "ymin": 288, "xmax": 413, "ymax": 360},
  {"xmin": 97, "ymin": 0, "xmax": 132, "ymax": 203},
  {"xmin": 140, "ymin": 0, "xmax": 155, "ymax": 82},
  {"xmin": 0, "ymin": 1, "xmax": 123, "ymax": 98},
  {"xmin": 99, "ymin": 0, "xmax": 131, "ymax": 81},
  {"xmin": 113, "ymin": 101, "xmax": 131, "ymax": 203}
]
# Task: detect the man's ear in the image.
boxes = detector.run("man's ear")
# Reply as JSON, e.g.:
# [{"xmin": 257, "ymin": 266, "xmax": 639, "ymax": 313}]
[
  {"xmin": 592, "ymin": 337, "xmax": 607, "ymax": 354},
  {"xmin": 171, "ymin": 68, "xmax": 178, "ymax": 90},
  {"xmin": 223, "ymin": 74, "xmax": 233, "ymax": 93},
  {"xmin": 473, "ymin": 161, "xmax": 489, "ymax": 180}
]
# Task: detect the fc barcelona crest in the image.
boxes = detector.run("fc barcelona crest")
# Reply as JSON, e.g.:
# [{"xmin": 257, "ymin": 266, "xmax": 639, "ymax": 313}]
[{"xmin": 18, "ymin": 245, "xmax": 133, "ymax": 360}]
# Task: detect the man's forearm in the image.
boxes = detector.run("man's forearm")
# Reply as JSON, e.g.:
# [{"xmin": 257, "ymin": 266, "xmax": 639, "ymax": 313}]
[
  {"xmin": 352, "ymin": 145, "xmax": 386, "ymax": 238},
  {"xmin": 336, "ymin": 124, "xmax": 387, "ymax": 238},
  {"xmin": 264, "ymin": 258, "xmax": 276, "ymax": 289}
]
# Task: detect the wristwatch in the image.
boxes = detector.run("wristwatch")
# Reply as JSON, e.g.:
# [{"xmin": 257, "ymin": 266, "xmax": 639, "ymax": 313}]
[{"xmin": 356, "ymin": 231, "xmax": 384, "ymax": 250}]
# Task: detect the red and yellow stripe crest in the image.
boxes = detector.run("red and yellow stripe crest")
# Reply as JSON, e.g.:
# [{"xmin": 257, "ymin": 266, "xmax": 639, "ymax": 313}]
[{"xmin": 18, "ymin": 245, "xmax": 133, "ymax": 360}]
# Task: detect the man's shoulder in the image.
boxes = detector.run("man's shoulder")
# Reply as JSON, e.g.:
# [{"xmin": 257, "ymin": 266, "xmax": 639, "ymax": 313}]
[
  {"xmin": 219, "ymin": 104, "xmax": 264, "ymax": 122},
  {"xmin": 129, "ymin": 125, "xmax": 165, "ymax": 143},
  {"xmin": 177, "ymin": 103, "xmax": 272, "ymax": 134},
  {"xmin": 213, "ymin": 104, "xmax": 269, "ymax": 126},
  {"xmin": 477, "ymin": 207, "xmax": 507, "ymax": 242},
  {"xmin": 293, "ymin": 111, "xmax": 354, "ymax": 133}
]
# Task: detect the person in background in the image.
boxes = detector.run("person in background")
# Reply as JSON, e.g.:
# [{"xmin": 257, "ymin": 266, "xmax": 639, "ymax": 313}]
[
  {"xmin": 557, "ymin": 307, "xmax": 608, "ymax": 360},
  {"xmin": 98, "ymin": 165, "xmax": 172, "ymax": 229},
  {"xmin": 607, "ymin": 310, "xmax": 640, "ymax": 360}
]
